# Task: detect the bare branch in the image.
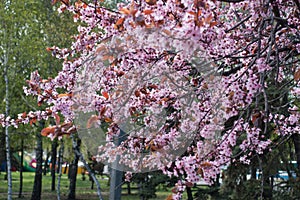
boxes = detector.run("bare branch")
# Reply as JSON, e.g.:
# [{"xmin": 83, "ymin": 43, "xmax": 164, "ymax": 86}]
[
  {"xmin": 21, "ymin": 94, "xmax": 37, "ymax": 111},
  {"xmin": 225, "ymin": 15, "xmax": 252, "ymax": 33},
  {"xmin": 293, "ymin": 0, "xmax": 300, "ymax": 11}
]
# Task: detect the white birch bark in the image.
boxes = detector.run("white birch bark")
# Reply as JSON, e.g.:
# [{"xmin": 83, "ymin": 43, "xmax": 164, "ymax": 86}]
[{"xmin": 4, "ymin": 63, "xmax": 12, "ymax": 200}]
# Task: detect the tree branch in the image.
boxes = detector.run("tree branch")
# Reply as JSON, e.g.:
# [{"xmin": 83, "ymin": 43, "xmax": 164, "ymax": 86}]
[
  {"xmin": 21, "ymin": 94, "xmax": 37, "ymax": 111},
  {"xmin": 225, "ymin": 15, "xmax": 252, "ymax": 33},
  {"xmin": 293, "ymin": 0, "xmax": 300, "ymax": 11}
]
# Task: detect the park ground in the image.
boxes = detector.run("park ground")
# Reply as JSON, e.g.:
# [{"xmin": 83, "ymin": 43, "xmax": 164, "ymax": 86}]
[{"xmin": 0, "ymin": 172, "xmax": 183, "ymax": 200}]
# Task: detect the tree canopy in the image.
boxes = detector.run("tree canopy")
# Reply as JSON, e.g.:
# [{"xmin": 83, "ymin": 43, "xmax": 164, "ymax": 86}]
[{"xmin": 1, "ymin": 0, "xmax": 300, "ymax": 199}]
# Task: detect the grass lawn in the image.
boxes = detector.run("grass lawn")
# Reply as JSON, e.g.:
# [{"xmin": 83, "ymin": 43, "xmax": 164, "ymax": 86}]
[{"xmin": 0, "ymin": 172, "xmax": 174, "ymax": 200}]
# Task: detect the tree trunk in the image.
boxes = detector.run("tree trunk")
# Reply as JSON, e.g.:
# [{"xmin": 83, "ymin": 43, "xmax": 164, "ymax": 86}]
[
  {"xmin": 57, "ymin": 140, "xmax": 64, "ymax": 200},
  {"xmin": 57, "ymin": 144, "xmax": 62, "ymax": 173},
  {"xmin": 18, "ymin": 138, "xmax": 24, "ymax": 198},
  {"xmin": 68, "ymin": 162, "xmax": 78, "ymax": 200},
  {"xmin": 293, "ymin": 134, "xmax": 300, "ymax": 176},
  {"xmin": 186, "ymin": 186, "xmax": 193, "ymax": 200},
  {"xmin": 64, "ymin": 162, "xmax": 68, "ymax": 174},
  {"xmin": 262, "ymin": 177, "xmax": 272, "ymax": 200},
  {"xmin": 70, "ymin": 134, "xmax": 104, "ymax": 200},
  {"xmin": 251, "ymin": 165, "xmax": 257, "ymax": 179},
  {"xmin": 4, "ymin": 64, "xmax": 12, "ymax": 200},
  {"xmin": 109, "ymin": 167, "xmax": 123, "ymax": 200},
  {"xmin": 0, "ymin": 128, "xmax": 6, "ymax": 176},
  {"xmin": 68, "ymin": 138, "xmax": 81, "ymax": 200},
  {"xmin": 51, "ymin": 138, "xmax": 58, "ymax": 191},
  {"xmin": 43, "ymin": 150, "xmax": 50, "ymax": 176},
  {"xmin": 31, "ymin": 122, "xmax": 44, "ymax": 200},
  {"xmin": 109, "ymin": 129, "xmax": 126, "ymax": 200},
  {"xmin": 127, "ymin": 182, "xmax": 131, "ymax": 195}
]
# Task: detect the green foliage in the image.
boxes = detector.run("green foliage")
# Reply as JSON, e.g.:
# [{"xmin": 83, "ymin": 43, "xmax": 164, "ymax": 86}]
[
  {"xmin": 218, "ymin": 136, "xmax": 300, "ymax": 200},
  {"xmin": 131, "ymin": 171, "xmax": 176, "ymax": 200},
  {"xmin": 0, "ymin": 0, "xmax": 78, "ymax": 164},
  {"xmin": 0, "ymin": 0, "xmax": 77, "ymax": 113}
]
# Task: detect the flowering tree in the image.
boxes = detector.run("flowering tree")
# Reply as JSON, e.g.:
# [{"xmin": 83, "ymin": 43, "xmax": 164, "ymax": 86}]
[{"xmin": 1, "ymin": 0, "xmax": 300, "ymax": 199}]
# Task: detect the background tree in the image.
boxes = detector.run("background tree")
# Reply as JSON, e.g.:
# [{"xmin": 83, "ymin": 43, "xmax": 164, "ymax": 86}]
[{"xmin": 0, "ymin": 0, "xmax": 77, "ymax": 199}]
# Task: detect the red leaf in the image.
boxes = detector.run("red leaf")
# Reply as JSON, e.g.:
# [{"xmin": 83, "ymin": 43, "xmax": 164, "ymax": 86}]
[
  {"xmin": 116, "ymin": 70, "xmax": 125, "ymax": 76},
  {"xmin": 186, "ymin": 182, "xmax": 194, "ymax": 188},
  {"xmin": 162, "ymin": 29, "xmax": 171, "ymax": 36},
  {"xmin": 51, "ymin": 0, "xmax": 58, "ymax": 5},
  {"xmin": 100, "ymin": 107, "xmax": 107, "ymax": 117},
  {"xmin": 46, "ymin": 47, "xmax": 54, "ymax": 51},
  {"xmin": 30, "ymin": 118, "xmax": 37, "ymax": 126},
  {"xmin": 143, "ymin": 10, "xmax": 153, "ymax": 15},
  {"xmin": 104, "ymin": 117, "xmax": 113, "ymax": 123},
  {"xmin": 95, "ymin": 45, "xmax": 106, "ymax": 54},
  {"xmin": 102, "ymin": 91, "xmax": 109, "ymax": 99},
  {"xmin": 56, "ymin": 131, "xmax": 64, "ymax": 137},
  {"xmin": 228, "ymin": 91, "xmax": 234, "ymax": 100},
  {"xmin": 45, "ymin": 90, "xmax": 53, "ymax": 95},
  {"xmin": 61, "ymin": 0, "xmax": 70, "ymax": 6},
  {"xmin": 46, "ymin": 109, "xmax": 52, "ymax": 115},
  {"xmin": 54, "ymin": 113, "xmax": 60, "ymax": 126},
  {"xmin": 21, "ymin": 112, "xmax": 27, "ymax": 118},
  {"xmin": 146, "ymin": 0, "xmax": 157, "ymax": 6},
  {"xmin": 87, "ymin": 115, "xmax": 99, "ymax": 128},
  {"xmin": 120, "ymin": 8, "xmax": 131, "ymax": 15},
  {"xmin": 41, "ymin": 126, "xmax": 55, "ymax": 137},
  {"xmin": 294, "ymin": 69, "xmax": 300, "ymax": 81},
  {"xmin": 251, "ymin": 112, "xmax": 261, "ymax": 124},
  {"xmin": 171, "ymin": 187, "xmax": 178, "ymax": 194},
  {"xmin": 201, "ymin": 161, "xmax": 212, "ymax": 168},
  {"xmin": 210, "ymin": 21, "xmax": 218, "ymax": 27},
  {"xmin": 61, "ymin": 122, "xmax": 72, "ymax": 129},
  {"xmin": 114, "ymin": 18, "xmax": 125, "ymax": 30},
  {"xmin": 57, "ymin": 93, "xmax": 73, "ymax": 98},
  {"xmin": 197, "ymin": 168, "xmax": 204, "ymax": 177},
  {"xmin": 134, "ymin": 90, "xmax": 141, "ymax": 97},
  {"xmin": 204, "ymin": 14, "xmax": 213, "ymax": 24},
  {"xmin": 116, "ymin": 18, "xmax": 125, "ymax": 26}
]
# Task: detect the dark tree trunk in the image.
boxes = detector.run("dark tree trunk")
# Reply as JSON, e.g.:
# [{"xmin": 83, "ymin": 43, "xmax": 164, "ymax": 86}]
[
  {"xmin": 57, "ymin": 140, "xmax": 64, "ymax": 200},
  {"xmin": 91, "ymin": 179, "xmax": 94, "ymax": 189},
  {"xmin": 251, "ymin": 165, "xmax": 257, "ymax": 179},
  {"xmin": 262, "ymin": 155, "xmax": 272, "ymax": 200},
  {"xmin": 31, "ymin": 122, "xmax": 43, "ymax": 200},
  {"xmin": 293, "ymin": 134, "xmax": 300, "ymax": 176},
  {"xmin": 51, "ymin": 138, "xmax": 58, "ymax": 191},
  {"xmin": 89, "ymin": 160, "xmax": 95, "ymax": 189},
  {"xmin": 186, "ymin": 186, "xmax": 193, "ymax": 200},
  {"xmin": 64, "ymin": 162, "xmax": 68, "ymax": 174},
  {"xmin": 263, "ymin": 176, "xmax": 272, "ymax": 200},
  {"xmin": 18, "ymin": 138, "xmax": 24, "ymax": 198},
  {"xmin": 127, "ymin": 182, "xmax": 131, "ymax": 195},
  {"xmin": 68, "ymin": 138, "xmax": 81, "ymax": 200},
  {"xmin": 70, "ymin": 135, "xmax": 103, "ymax": 200}
]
